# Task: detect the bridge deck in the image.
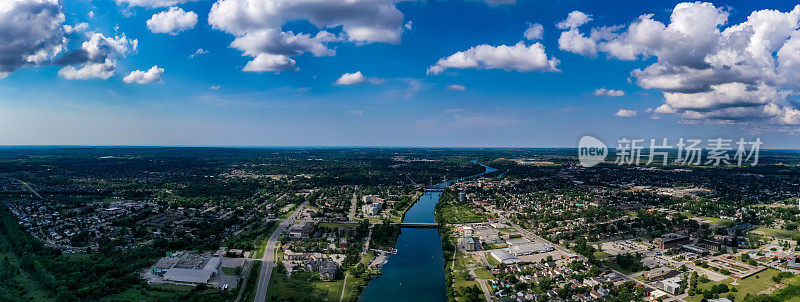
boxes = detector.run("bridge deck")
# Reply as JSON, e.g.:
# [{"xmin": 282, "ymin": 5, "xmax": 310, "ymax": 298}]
[{"xmin": 398, "ymin": 222, "xmax": 439, "ymax": 228}]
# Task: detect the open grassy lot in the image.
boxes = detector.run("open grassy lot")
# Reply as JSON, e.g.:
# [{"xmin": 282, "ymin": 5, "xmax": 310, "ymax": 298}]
[
  {"xmin": 685, "ymin": 269, "xmax": 798, "ymax": 302},
  {"xmin": 473, "ymin": 268, "xmax": 493, "ymax": 280},
  {"xmin": 102, "ymin": 283, "xmax": 235, "ymax": 302},
  {"xmin": 756, "ymin": 227, "xmax": 800, "ymax": 240},
  {"xmin": 438, "ymin": 204, "xmax": 489, "ymax": 224},
  {"xmin": 266, "ymin": 269, "xmax": 363, "ymax": 302},
  {"xmin": 593, "ymin": 251, "xmax": 612, "ymax": 260},
  {"xmin": 697, "ymin": 216, "xmax": 736, "ymax": 227}
]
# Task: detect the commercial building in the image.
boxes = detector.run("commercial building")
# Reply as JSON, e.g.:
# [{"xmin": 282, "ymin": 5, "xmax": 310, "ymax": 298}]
[
  {"xmin": 653, "ymin": 233, "xmax": 690, "ymax": 249},
  {"xmin": 655, "ymin": 276, "xmax": 682, "ymax": 295},
  {"xmin": 489, "ymin": 249, "xmax": 521, "ymax": 264},
  {"xmin": 644, "ymin": 267, "xmax": 679, "ymax": 281},
  {"xmin": 289, "ymin": 222, "xmax": 316, "ymax": 239},
  {"xmin": 506, "ymin": 238, "xmax": 554, "ymax": 256},
  {"xmin": 458, "ymin": 237, "xmax": 480, "ymax": 252}
]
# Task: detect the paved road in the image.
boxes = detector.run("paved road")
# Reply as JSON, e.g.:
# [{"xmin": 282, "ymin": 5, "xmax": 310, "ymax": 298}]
[
  {"xmin": 339, "ymin": 273, "xmax": 349, "ymax": 302},
  {"xmin": 348, "ymin": 192, "xmax": 357, "ymax": 221},
  {"xmin": 13, "ymin": 178, "xmax": 43, "ymax": 199},
  {"xmin": 468, "ymin": 268, "xmax": 493, "ymax": 302},
  {"xmin": 254, "ymin": 201, "xmax": 307, "ymax": 302}
]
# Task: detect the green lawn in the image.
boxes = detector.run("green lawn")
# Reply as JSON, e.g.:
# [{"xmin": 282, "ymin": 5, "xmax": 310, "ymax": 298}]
[
  {"xmin": 697, "ymin": 216, "xmax": 736, "ymax": 227},
  {"xmin": 593, "ymin": 251, "xmax": 612, "ymax": 260},
  {"xmin": 221, "ymin": 266, "xmax": 241, "ymax": 275},
  {"xmin": 685, "ymin": 269, "xmax": 793, "ymax": 302},
  {"xmin": 266, "ymin": 269, "xmax": 361, "ymax": 302},
  {"xmin": 497, "ymin": 227, "xmax": 518, "ymax": 234},
  {"xmin": 473, "ymin": 268, "xmax": 493, "ymax": 279},
  {"xmin": 438, "ymin": 204, "xmax": 489, "ymax": 224},
  {"xmin": 756, "ymin": 227, "xmax": 800, "ymax": 240},
  {"xmin": 486, "ymin": 254, "xmax": 500, "ymax": 266}
]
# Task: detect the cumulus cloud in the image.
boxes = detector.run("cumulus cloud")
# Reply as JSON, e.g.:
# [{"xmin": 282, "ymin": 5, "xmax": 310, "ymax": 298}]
[
  {"xmin": 147, "ymin": 7, "xmax": 197, "ymax": 35},
  {"xmin": 447, "ymin": 84, "xmax": 466, "ymax": 91},
  {"xmin": 427, "ymin": 41, "xmax": 560, "ymax": 75},
  {"xmin": 556, "ymin": 11, "xmax": 592, "ymax": 29},
  {"xmin": 63, "ymin": 22, "xmax": 89, "ymax": 35},
  {"xmin": 560, "ymin": 2, "xmax": 800, "ymax": 126},
  {"xmin": 335, "ymin": 71, "xmax": 365, "ymax": 85},
  {"xmin": 115, "ymin": 0, "xmax": 192, "ymax": 8},
  {"xmin": 0, "ymin": 0, "xmax": 66, "ymax": 76},
  {"xmin": 208, "ymin": 0, "xmax": 407, "ymax": 72},
  {"xmin": 523, "ymin": 23, "xmax": 543, "ymax": 40},
  {"xmin": 334, "ymin": 71, "xmax": 383, "ymax": 85},
  {"xmin": 614, "ymin": 109, "xmax": 638, "ymax": 117},
  {"xmin": 58, "ymin": 60, "xmax": 116, "ymax": 80},
  {"xmin": 558, "ymin": 28, "xmax": 597, "ymax": 57},
  {"xmin": 123, "ymin": 66, "xmax": 164, "ymax": 84},
  {"xmin": 594, "ymin": 88, "xmax": 625, "ymax": 97},
  {"xmin": 56, "ymin": 32, "xmax": 138, "ymax": 80}
]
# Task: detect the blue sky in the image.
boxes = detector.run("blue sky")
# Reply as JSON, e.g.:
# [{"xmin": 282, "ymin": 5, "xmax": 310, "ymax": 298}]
[{"xmin": 1, "ymin": 0, "xmax": 800, "ymax": 147}]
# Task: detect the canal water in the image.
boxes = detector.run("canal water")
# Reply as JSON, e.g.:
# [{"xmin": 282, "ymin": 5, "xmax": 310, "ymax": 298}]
[{"xmin": 359, "ymin": 164, "xmax": 496, "ymax": 302}]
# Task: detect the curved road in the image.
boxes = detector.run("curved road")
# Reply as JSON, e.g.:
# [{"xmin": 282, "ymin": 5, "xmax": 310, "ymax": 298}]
[{"xmin": 254, "ymin": 202, "xmax": 307, "ymax": 302}]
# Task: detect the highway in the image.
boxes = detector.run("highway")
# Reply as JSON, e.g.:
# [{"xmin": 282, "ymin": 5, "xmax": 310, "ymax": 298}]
[{"xmin": 253, "ymin": 201, "xmax": 307, "ymax": 302}]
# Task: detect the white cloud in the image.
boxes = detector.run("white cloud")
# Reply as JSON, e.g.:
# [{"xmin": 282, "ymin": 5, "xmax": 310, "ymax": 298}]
[
  {"xmin": 523, "ymin": 23, "xmax": 543, "ymax": 40},
  {"xmin": 562, "ymin": 2, "xmax": 800, "ymax": 126},
  {"xmin": 594, "ymin": 88, "xmax": 625, "ymax": 97},
  {"xmin": 63, "ymin": 23, "xmax": 89, "ymax": 35},
  {"xmin": 210, "ymin": 85, "xmax": 221, "ymax": 90},
  {"xmin": 558, "ymin": 28, "xmax": 597, "ymax": 57},
  {"xmin": 57, "ymin": 32, "xmax": 137, "ymax": 80},
  {"xmin": 58, "ymin": 60, "xmax": 116, "ymax": 80},
  {"xmin": 115, "ymin": 0, "xmax": 192, "ymax": 8},
  {"xmin": 334, "ymin": 71, "xmax": 383, "ymax": 85},
  {"xmin": 335, "ymin": 71, "xmax": 365, "ymax": 85},
  {"xmin": 556, "ymin": 11, "xmax": 592, "ymax": 29},
  {"xmin": 447, "ymin": 84, "xmax": 466, "ymax": 91},
  {"xmin": 123, "ymin": 66, "xmax": 164, "ymax": 84},
  {"xmin": 189, "ymin": 48, "xmax": 209, "ymax": 58},
  {"xmin": 208, "ymin": 0, "xmax": 406, "ymax": 72},
  {"xmin": 147, "ymin": 7, "xmax": 197, "ymax": 35},
  {"xmin": 614, "ymin": 109, "xmax": 638, "ymax": 117},
  {"xmin": 0, "ymin": 0, "xmax": 66, "ymax": 76},
  {"xmin": 427, "ymin": 41, "xmax": 559, "ymax": 74},
  {"xmin": 242, "ymin": 53, "xmax": 296, "ymax": 72}
]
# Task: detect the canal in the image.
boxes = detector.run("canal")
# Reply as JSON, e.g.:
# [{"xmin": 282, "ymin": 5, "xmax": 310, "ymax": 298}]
[{"xmin": 359, "ymin": 164, "xmax": 496, "ymax": 301}]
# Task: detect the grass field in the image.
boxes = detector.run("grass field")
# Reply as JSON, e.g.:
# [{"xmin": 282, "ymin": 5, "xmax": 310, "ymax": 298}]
[
  {"xmin": 697, "ymin": 216, "xmax": 736, "ymax": 227},
  {"xmin": 221, "ymin": 266, "xmax": 241, "ymax": 275},
  {"xmin": 438, "ymin": 204, "xmax": 489, "ymax": 224},
  {"xmin": 266, "ymin": 269, "xmax": 363, "ymax": 302},
  {"xmin": 497, "ymin": 227, "xmax": 518, "ymax": 234},
  {"xmin": 473, "ymin": 268, "xmax": 493, "ymax": 279},
  {"xmin": 685, "ymin": 269, "xmax": 796, "ymax": 302},
  {"xmin": 593, "ymin": 251, "xmax": 612, "ymax": 260},
  {"xmin": 755, "ymin": 227, "xmax": 800, "ymax": 240}
]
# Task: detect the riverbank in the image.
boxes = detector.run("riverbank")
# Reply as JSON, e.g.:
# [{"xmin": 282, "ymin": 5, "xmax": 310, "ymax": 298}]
[{"xmin": 435, "ymin": 190, "xmax": 494, "ymax": 302}]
